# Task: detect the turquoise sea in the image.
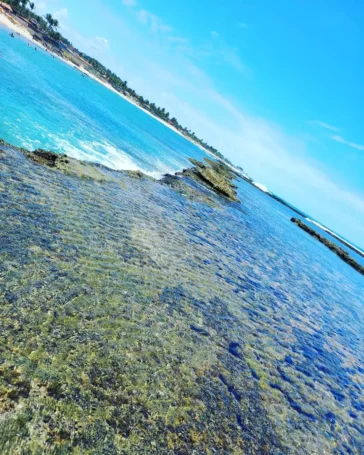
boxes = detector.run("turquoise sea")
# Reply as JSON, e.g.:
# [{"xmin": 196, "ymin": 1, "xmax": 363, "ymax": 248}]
[
  {"xmin": 0, "ymin": 27, "xmax": 208, "ymax": 177},
  {"xmin": 0, "ymin": 26, "xmax": 363, "ymax": 454}
]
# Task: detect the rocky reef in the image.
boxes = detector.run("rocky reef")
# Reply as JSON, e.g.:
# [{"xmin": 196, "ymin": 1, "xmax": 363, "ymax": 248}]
[
  {"xmin": 1, "ymin": 140, "xmax": 238, "ymax": 203},
  {"xmin": 169, "ymin": 157, "xmax": 241, "ymax": 203},
  {"xmin": 0, "ymin": 141, "xmax": 363, "ymax": 455},
  {"xmin": 291, "ymin": 218, "xmax": 364, "ymax": 276}
]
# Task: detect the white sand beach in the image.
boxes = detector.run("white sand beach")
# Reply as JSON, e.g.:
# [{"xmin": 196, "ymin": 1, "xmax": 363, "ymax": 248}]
[{"xmin": 0, "ymin": 9, "xmax": 33, "ymax": 40}]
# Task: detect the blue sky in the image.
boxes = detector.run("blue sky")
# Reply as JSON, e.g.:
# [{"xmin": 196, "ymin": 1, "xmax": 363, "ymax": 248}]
[{"xmin": 34, "ymin": 0, "xmax": 364, "ymax": 247}]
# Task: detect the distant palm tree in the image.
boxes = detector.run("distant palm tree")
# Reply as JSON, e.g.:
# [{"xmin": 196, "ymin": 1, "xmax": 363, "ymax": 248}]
[
  {"xmin": 45, "ymin": 13, "xmax": 53, "ymax": 26},
  {"xmin": 29, "ymin": 2, "xmax": 35, "ymax": 11}
]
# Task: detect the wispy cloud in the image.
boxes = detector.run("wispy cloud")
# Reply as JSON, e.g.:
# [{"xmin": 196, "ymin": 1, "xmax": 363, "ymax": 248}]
[
  {"xmin": 137, "ymin": 9, "xmax": 172, "ymax": 33},
  {"xmin": 54, "ymin": 8, "xmax": 68, "ymax": 21},
  {"xmin": 222, "ymin": 48, "xmax": 250, "ymax": 77},
  {"xmin": 331, "ymin": 135, "xmax": 364, "ymax": 151},
  {"xmin": 92, "ymin": 36, "xmax": 109, "ymax": 50},
  {"xmin": 168, "ymin": 36, "xmax": 188, "ymax": 44},
  {"xmin": 122, "ymin": 0, "xmax": 137, "ymax": 5},
  {"xmin": 309, "ymin": 120, "xmax": 340, "ymax": 132},
  {"xmin": 238, "ymin": 22, "xmax": 248, "ymax": 29},
  {"xmin": 33, "ymin": 0, "xmax": 52, "ymax": 14},
  {"xmin": 211, "ymin": 31, "xmax": 219, "ymax": 37}
]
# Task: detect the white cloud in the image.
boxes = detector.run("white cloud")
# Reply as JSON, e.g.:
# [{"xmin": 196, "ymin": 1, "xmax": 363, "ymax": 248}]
[
  {"xmin": 222, "ymin": 48, "xmax": 250, "ymax": 77},
  {"xmin": 144, "ymin": 82, "xmax": 364, "ymax": 243},
  {"xmin": 54, "ymin": 8, "xmax": 68, "ymax": 21},
  {"xmin": 168, "ymin": 36, "xmax": 188, "ymax": 44},
  {"xmin": 33, "ymin": 1, "xmax": 47, "ymax": 13},
  {"xmin": 91, "ymin": 36, "xmax": 109, "ymax": 50},
  {"xmin": 309, "ymin": 120, "xmax": 339, "ymax": 132},
  {"xmin": 331, "ymin": 135, "xmax": 364, "ymax": 151},
  {"xmin": 137, "ymin": 9, "xmax": 172, "ymax": 33}
]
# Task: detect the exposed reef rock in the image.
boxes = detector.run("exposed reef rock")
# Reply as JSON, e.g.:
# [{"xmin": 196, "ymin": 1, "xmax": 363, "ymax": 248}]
[
  {"xmin": 1, "ymin": 139, "xmax": 240, "ymax": 204},
  {"xmin": 291, "ymin": 218, "xmax": 364, "ymax": 276},
  {"xmin": 0, "ymin": 140, "xmax": 154, "ymax": 183},
  {"xmin": 160, "ymin": 173, "xmax": 219, "ymax": 207},
  {"xmin": 173, "ymin": 158, "xmax": 241, "ymax": 203}
]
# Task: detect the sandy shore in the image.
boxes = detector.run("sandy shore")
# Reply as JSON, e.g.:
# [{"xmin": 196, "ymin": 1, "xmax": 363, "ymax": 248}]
[{"xmin": 0, "ymin": 10, "xmax": 33, "ymax": 40}]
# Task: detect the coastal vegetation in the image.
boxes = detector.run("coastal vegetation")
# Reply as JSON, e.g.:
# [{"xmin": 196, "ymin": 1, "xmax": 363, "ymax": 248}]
[{"xmin": 1, "ymin": 0, "xmax": 230, "ymax": 164}]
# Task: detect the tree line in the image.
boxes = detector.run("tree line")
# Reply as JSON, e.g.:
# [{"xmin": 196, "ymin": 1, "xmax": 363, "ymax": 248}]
[{"xmin": 3, "ymin": 0, "xmax": 70, "ymax": 43}]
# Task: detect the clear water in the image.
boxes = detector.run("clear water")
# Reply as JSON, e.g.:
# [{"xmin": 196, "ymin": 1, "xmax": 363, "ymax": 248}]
[
  {"xmin": 0, "ymin": 27, "xmax": 208, "ymax": 177},
  {"xmin": 0, "ymin": 25, "xmax": 363, "ymax": 454}
]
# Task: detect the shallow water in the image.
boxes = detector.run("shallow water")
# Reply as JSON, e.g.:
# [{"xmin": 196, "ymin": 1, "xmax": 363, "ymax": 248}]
[
  {"xmin": 0, "ymin": 27, "xmax": 208, "ymax": 176},
  {"xmin": 0, "ymin": 145, "xmax": 363, "ymax": 454}
]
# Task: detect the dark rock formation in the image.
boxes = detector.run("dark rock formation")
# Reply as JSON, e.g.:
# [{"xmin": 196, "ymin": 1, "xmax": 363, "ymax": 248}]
[
  {"xmin": 171, "ymin": 158, "xmax": 241, "ymax": 203},
  {"xmin": 291, "ymin": 218, "xmax": 364, "ymax": 276}
]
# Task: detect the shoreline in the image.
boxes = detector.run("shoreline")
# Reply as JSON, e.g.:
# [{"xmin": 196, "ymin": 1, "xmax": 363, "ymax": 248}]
[
  {"xmin": 3, "ymin": 12, "xmax": 360, "ymax": 252},
  {"xmin": 0, "ymin": 11, "xmax": 215, "ymax": 160}
]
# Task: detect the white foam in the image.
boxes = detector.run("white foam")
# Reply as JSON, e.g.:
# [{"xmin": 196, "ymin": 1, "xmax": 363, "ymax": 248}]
[
  {"xmin": 253, "ymin": 182, "xmax": 270, "ymax": 193},
  {"xmin": 79, "ymin": 140, "xmax": 141, "ymax": 171},
  {"xmin": 306, "ymin": 218, "xmax": 329, "ymax": 233},
  {"xmin": 306, "ymin": 218, "xmax": 364, "ymax": 255}
]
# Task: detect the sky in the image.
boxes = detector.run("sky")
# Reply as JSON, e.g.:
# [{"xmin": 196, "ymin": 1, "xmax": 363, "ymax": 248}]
[{"xmin": 33, "ymin": 0, "xmax": 364, "ymax": 248}]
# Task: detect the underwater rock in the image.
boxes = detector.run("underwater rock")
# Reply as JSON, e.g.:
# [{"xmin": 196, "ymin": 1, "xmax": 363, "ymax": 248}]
[
  {"xmin": 1, "ymin": 140, "xmax": 363, "ymax": 455},
  {"xmin": 190, "ymin": 324, "xmax": 210, "ymax": 336},
  {"xmin": 124, "ymin": 170, "xmax": 145, "ymax": 179},
  {"xmin": 0, "ymin": 139, "xmax": 153, "ymax": 183}
]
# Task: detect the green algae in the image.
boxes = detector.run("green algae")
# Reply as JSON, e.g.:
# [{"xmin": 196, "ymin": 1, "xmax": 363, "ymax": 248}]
[
  {"xmin": 163, "ymin": 157, "xmax": 241, "ymax": 203},
  {"xmin": 0, "ymin": 142, "xmax": 363, "ymax": 454}
]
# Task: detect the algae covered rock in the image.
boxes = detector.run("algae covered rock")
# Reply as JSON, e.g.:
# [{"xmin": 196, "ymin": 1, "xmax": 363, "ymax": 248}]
[
  {"xmin": 0, "ymin": 139, "xmax": 151, "ymax": 182},
  {"xmin": 177, "ymin": 157, "xmax": 241, "ymax": 203},
  {"xmin": 29, "ymin": 149, "xmax": 63, "ymax": 167},
  {"xmin": 160, "ymin": 173, "xmax": 218, "ymax": 206},
  {"xmin": 291, "ymin": 218, "xmax": 364, "ymax": 276}
]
